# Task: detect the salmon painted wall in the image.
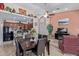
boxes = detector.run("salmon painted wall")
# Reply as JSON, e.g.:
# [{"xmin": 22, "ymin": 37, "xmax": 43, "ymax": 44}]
[{"xmin": 50, "ymin": 10, "xmax": 79, "ymax": 35}]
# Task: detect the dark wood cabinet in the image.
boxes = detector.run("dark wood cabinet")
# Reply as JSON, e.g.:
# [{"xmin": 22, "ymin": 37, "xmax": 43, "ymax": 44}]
[{"xmin": 4, "ymin": 22, "xmax": 33, "ymax": 30}]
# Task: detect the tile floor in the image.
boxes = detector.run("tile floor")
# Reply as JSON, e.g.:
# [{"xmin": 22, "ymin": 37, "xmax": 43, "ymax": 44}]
[{"xmin": 0, "ymin": 38, "xmax": 76, "ymax": 56}]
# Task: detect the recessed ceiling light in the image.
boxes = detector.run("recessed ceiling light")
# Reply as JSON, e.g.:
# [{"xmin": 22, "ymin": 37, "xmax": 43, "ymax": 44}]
[
  {"xmin": 52, "ymin": 10, "xmax": 56, "ymax": 13},
  {"xmin": 65, "ymin": 8, "xmax": 68, "ymax": 11}
]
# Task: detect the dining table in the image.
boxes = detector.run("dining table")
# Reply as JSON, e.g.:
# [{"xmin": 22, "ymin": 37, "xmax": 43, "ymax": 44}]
[
  {"xmin": 16, "ymin": 36, "xmax": 50, "ymax": 56},
  {"xmin": 17, "ymin": 38, "xmax": 37, "ymax": 56}
]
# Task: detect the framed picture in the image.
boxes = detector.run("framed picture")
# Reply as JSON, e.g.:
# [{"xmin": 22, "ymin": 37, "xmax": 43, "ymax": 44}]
[
  {"xmin": 19, "ymin": 8, "xmax": 26, "ymax": 15},
  {"xmin": 0, "ymin": 3, "xmax": 4, "ymax": 10},
  {"xmin": 58, "ymin": 18, "xmax": 70, "ymax": 25}
]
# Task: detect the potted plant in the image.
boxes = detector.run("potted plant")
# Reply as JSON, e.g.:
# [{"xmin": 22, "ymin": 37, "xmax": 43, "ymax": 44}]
[{"xmin": 30, "ymin": 28, "xmax": 37, "ymax": 37}]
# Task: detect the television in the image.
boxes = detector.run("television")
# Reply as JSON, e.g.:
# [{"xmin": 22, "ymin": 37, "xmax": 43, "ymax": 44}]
[{"xmin": 57, "ymin": 28, "xmax": 68, "ymax": 33}]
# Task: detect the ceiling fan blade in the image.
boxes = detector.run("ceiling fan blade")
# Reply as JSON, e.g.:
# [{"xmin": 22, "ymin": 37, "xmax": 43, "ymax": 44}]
[{"xmin": 48, "ymin": 13, "xmax": 55, "ymax": 16}]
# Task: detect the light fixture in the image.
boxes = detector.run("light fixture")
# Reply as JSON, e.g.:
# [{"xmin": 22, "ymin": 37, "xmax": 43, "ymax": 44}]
[
  {"xmin": 52, "ymin": 10, "xmax": 56, "ymax": 13},
  {"xmin": 43, "ymin": 10, "xmax": 49, "ymax": 18},
  {"xmin": 44, "ymin": 12, "xmax": 48, "ymax": 18},
  {"xmin": 64, "ymin": 8, "xmax": 68, "ymax": 11}
]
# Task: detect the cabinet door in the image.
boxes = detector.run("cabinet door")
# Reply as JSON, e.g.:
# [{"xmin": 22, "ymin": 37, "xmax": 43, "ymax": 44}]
[{"xmin": 28, "ymin": 23, "xmax": 33, "ymax": 29}]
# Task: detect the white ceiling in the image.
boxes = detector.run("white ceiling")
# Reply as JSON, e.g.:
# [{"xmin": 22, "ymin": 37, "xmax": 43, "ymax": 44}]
[
  {"xmin": 15, "ymin": 3, "xmax": 79, "ymax": 15},
  {"xmin": 0, "ymin": 3, "xmax": 79, "ymax": 22}
]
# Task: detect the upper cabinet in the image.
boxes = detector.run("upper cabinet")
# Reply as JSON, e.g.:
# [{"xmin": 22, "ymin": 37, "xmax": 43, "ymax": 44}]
[{"xmin": 4, "ymin": 21, "xmax": 33, "ymax": 30}]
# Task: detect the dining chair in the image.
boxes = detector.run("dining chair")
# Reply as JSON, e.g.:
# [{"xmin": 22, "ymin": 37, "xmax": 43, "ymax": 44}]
[
  {"xmin": 15, "ymin": 39, "xmax": 23, "ymax": 56},
  {"xmin": 15, "ymin": 39, "xmax": 20, "ymax": 56},
  {"xmin": 37, "ymin": 38, "xmax": 46, "ymax": 56},
  {"xmin": 43, "ymin": 35, "xmax": 50, "ymax": 55}
]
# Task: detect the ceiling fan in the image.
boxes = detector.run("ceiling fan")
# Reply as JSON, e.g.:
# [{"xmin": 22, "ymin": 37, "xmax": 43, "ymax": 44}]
[
  {"xmin": 39, "ymin": 10, "xmax": 55, "ymax": 20},
  {"xmin": 27, "ymin": 10, "xmax": 55, "ymax": 19}
]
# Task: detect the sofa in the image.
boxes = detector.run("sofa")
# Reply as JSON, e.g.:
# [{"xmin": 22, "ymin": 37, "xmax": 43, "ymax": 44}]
[{"xmin": 59, "ymin": 35, "xmax": 79, "ymax": 55}]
